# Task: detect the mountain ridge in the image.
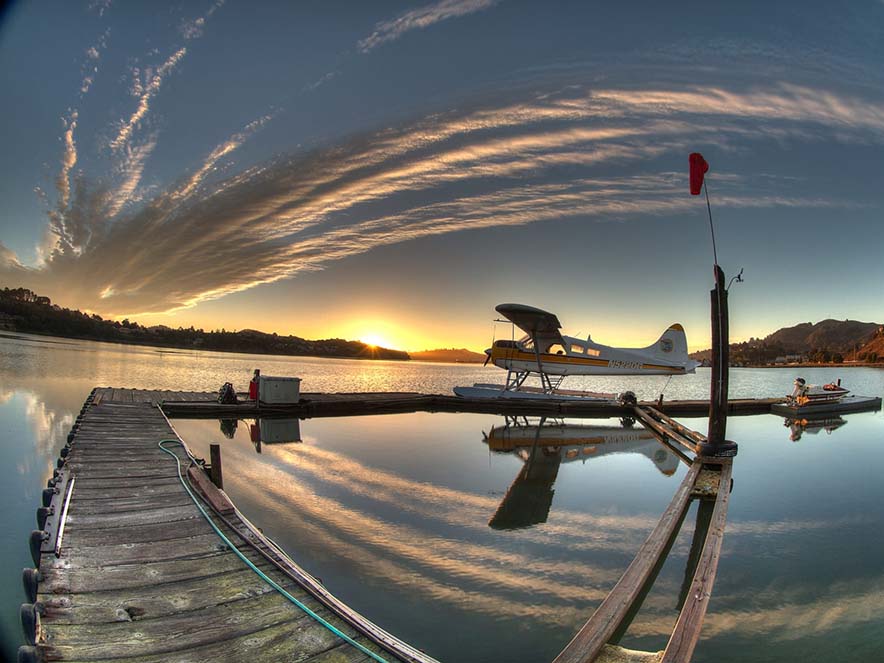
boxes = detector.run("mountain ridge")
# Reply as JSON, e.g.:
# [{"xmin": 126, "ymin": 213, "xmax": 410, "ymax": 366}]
[{"xmin": 691, "ymin": 318, "xmax": 883, "ymax": 363}]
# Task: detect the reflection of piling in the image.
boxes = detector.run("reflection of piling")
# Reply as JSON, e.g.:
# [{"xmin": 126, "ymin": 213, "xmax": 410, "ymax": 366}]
[
  {"xmin": 700, "ymin": 265, "xmax": 738, "ymax": 457},
  {"xmin": 677, "ymin": 499, "xmax": 715, "ymax": 612}
]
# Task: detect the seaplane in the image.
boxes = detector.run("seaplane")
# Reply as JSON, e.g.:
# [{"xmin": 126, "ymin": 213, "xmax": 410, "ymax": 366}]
[{"xmin": 454, "ymin": 303, "xmax": 699, "ymax": 402}]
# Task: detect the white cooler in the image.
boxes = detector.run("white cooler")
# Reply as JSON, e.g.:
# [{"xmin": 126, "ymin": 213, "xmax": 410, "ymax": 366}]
[{"xmin": 257, "ymin": 376, "xmax": 301, "ymax": 404}]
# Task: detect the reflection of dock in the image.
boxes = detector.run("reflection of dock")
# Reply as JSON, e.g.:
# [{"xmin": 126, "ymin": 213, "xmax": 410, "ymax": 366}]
[{"xmin": 19, "ymin": 389, "xmax": 437, "ymax": 663}]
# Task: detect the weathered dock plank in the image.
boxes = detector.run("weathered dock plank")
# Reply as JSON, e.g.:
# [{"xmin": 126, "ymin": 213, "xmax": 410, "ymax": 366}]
[{"xmin": 23, "ymin": 398, "xmax": 438, "ymax": 663}]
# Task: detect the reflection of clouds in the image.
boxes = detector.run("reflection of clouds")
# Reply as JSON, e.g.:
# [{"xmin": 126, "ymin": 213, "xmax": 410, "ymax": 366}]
[
  {"xmin": 289, "ymin": 443, "xmax": 656, "ymax": 552},
  {"xmin": 1, "ymin": 390, "xmax": 74, "ymax": 486},
  {"xmin": 22, "ymin": 392, "xmax": 72, "ymax": 461},
  {"xmin": 253, "ymin": 491, "xmax": 593, "ymax": 628},
  {"xmin": 236, "ymin": 457, "xmax": 620, "ymax": 602},
  {"xmin": 626, "ymin": 577, "xmax": 884, "ymax": 640},
  {"xmin": 289, "ymin": 443, "xmax": 866, "ymax": 544},
  {"xmin": 5, "ymin": 81, "xmax": 880, "ymax": 316},
  {"xmin": 231, "ymin": 435, "xmax": 884, "ymax": 630}
]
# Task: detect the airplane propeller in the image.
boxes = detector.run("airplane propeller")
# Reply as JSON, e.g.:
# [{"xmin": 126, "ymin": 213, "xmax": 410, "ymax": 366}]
[{"xmin": 483, "ymin": 348, "xmax": 492, "ymax": 366}]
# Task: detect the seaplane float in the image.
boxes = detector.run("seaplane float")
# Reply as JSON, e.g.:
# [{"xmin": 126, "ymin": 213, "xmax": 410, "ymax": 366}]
[{"xmin": 454, "ymin": 303, "xmax": 699, "ymax": 402}]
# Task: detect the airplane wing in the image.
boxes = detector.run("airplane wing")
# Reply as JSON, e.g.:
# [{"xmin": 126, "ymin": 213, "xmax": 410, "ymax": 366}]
[{"xmin": 495, "ymin": 303, "xmax": 564, "ymax": 351}]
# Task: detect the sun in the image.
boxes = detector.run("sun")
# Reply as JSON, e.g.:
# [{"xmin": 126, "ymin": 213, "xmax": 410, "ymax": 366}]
[{"xmin": 360, "ymin": 332, "xmax": 394, "ymax": 349}]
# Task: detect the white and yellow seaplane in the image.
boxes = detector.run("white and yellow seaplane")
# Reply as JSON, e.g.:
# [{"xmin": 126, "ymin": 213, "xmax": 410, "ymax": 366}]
[{"xmin": 454, "ymin": 303, "xmax": 699, "ymax": 402}]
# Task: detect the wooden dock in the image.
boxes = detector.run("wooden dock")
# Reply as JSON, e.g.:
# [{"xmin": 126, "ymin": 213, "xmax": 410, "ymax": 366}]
[
  {"xmin": 20, "ymin": 389, "xmax": 439, "ymax": 663},
  {"xmin": 157, "ymin": 389, "xmax": 788, "ymax": 419},
  {"xmin": 18, "ymin": 388, "xmax": 763, "ymax": 662}
]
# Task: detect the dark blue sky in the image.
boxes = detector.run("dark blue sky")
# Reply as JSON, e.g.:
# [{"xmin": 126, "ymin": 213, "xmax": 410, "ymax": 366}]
[{"xmin": 1, "ymin": 1, "xmax": 883, "ymax": 350}]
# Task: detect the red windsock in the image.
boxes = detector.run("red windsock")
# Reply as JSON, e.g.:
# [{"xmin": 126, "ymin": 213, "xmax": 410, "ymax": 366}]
[{"xmin": 689, "ymin": 152, "xmax": 709, "ymax": 195}]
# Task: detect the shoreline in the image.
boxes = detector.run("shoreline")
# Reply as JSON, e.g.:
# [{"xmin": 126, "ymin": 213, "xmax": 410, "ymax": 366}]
[{"xmin": 0, "ymin": 328, "xmax": 412, "ymax": 363}]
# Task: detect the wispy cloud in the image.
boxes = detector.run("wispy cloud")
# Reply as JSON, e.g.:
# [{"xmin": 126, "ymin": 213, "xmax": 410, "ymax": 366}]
[
  {"xmin": 0, "ymin": 242, "xmax": 23, "ymax": 269},
  {"xmin": 7, "ymin": 80, "xmax": 881, "ymax": 317},
  {"xmin": 172, "ymin": 112, "xmax": 276, "ymax": 202},
  {"xmin": 79, "ymin": 28, "xmax": 109, "ymax": 96},
  {"xmin": 179, "ymin": 0, "xmax": 225, "ymax": 41},
  {"xmin": 56, "ymin": 111, "xmax": 78, "ymax": 212},
  {"xmin": 109, "ymin": 46, "xmax": 187, "ymax": 153},
  {"xmin": 358, "ymin": 0, "xmax": 500, "ymax": 53},
  {"xmin": 88, "ymin": 0, "xmax": 112, "ymax": 18},
  {"xmin": 105, "ymin": 135, "xmax": 158, "ymax": 218}
]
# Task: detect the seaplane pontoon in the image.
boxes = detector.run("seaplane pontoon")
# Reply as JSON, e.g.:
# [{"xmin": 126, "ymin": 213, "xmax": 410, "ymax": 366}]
[{"xmin": 454, "ymin": 303, "xmax": 699, "ymax": 402}]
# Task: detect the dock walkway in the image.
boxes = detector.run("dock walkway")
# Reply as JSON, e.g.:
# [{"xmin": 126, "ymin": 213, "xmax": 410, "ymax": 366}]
[
  {"xmin": 23, "ymin": 385, "xmax": 864, "ymax": 662},
  {"xmin": 21, "ymin": 390, "xmax": 436, "ymax": 663}
]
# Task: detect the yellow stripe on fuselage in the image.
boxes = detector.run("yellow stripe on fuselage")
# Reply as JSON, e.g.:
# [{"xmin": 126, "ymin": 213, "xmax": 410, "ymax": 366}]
[{"xmin": 491, "ymin": 348, "xmax": 685, "ymax": 373}]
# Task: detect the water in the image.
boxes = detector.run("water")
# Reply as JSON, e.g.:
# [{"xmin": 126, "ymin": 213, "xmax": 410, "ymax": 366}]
[{"xmin": 1, "ymin": 331, "xmax": 883, "ymax": 661}]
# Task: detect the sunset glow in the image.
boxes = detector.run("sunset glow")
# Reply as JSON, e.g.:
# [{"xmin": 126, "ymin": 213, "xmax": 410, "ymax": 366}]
[{"xmin": 359, "ymin": 333, "xmax": 395, "ymax": 350}]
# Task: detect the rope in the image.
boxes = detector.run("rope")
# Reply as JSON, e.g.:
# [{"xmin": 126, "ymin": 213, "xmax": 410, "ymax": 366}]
[
  {"xmin": 703, "ymin": 179, "xmax": 719, "ymax": 267},
  {"xmin": 157, "ymin": 439, "xmax": 391, "ymax": 663}
]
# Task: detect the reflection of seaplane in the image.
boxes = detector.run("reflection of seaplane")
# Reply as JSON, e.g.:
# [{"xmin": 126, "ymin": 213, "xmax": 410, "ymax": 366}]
[
  {"xmin": 454, "ymin": 303, "xmax": 699, "ymax": 401},
  {"xmin": 484, "ymin": 417, "xmax": 679, "ymax": 530},
  {"xmin": 485, "ymin": 417, "xmax": 679, "ymax": 475}
]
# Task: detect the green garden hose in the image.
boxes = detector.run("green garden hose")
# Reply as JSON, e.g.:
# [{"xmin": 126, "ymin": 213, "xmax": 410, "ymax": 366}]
[{"xmin": 158, "ymin": 439, "xmax": 391, "ymax": 663}]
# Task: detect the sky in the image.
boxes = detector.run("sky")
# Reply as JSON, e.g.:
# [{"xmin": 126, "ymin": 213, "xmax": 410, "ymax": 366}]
[{"xmin": 1, "ymin": 0, "xmax": 883, "ymax": 352}]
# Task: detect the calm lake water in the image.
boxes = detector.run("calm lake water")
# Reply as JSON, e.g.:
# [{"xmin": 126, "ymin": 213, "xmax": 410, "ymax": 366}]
[{"xmin": 1, "ymin": 331, "xmax": 883, "ymax": 661}]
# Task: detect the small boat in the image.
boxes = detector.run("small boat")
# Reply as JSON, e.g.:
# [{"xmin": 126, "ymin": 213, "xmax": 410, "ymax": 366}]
[
  {"xmin": 786, "ymin": 377, "xmax": 849, "ymax": 406},
  {"xmin": 771, "ymin": 377, "xmax": 882, "ymax": 417}
]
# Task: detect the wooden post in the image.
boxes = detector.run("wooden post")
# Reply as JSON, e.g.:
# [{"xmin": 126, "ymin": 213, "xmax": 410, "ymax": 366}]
[
  {"xmin": 209, "ymin": 444, "xmax": 224, "ymax": 490},
  {"xmin": 700, "ymin": 266, "xmax": 738, "ymax": 457}
]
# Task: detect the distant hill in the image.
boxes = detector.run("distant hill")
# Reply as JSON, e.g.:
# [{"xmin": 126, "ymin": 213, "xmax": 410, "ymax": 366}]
[
  {"xmin": 0, "ymin": 287, "xmax": 410, "ymax": 361},
  {"xmin": 764, "ymin": 319, "xmax": 881, "ymax": 354},
  {"xmin": 410, "ymin": 348, "xmax": 487, "ymax": 363},
  {"xmin": 855, "ymin": 326, "xmax": 884, "ymax": 362},
  {"xmin": 691, "ymin": 318, "xmax": 882, "ymax": 364}
]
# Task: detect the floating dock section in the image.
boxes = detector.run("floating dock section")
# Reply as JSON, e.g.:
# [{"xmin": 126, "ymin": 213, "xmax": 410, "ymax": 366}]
[
  {"xmin": 770, "ymin": 394, "xmax": 882, "ymax": 417},
  {"xmin": 159, "ymin": 390, "xmax": 789, "ymax": 418}
]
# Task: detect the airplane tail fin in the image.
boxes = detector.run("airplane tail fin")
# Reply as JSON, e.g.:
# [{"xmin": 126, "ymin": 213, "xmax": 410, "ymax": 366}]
[{"xmin": 646, "ymin": 324, "xmax": 697, "ymax": 372}]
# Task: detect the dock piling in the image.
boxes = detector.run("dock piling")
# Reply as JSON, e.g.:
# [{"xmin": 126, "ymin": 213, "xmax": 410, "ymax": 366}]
[
  {"xmin": 209, "ymin": 443, "xmax": 224, "ymax": 489},
  {"xmin": 700, "ymin": 265, "xmax": 738, "ymax": 458}
]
